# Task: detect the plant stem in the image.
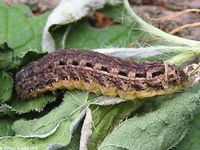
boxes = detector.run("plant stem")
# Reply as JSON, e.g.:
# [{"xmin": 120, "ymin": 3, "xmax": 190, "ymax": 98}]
[
  {"xmin": 167, "ymin": 51, "xmax": 200, "ymax": 66},
  {"xmin": 94, "ymin": 46, "xmax": 200, "ymax": 59}
]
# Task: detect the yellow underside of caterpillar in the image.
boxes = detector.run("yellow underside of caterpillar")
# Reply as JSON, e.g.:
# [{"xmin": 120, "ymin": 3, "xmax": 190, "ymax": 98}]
[{"xmin": 24, "ymin": 79, "xmax": 188, "ymax": 100}]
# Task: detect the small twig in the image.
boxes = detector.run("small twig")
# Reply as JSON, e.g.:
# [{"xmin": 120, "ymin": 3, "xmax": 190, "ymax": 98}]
[
  {"xmin": 148, "ymin": 9, "xmax": 200, "ymax": 22},
  {"xmin": 169, "ymin": 22, "xmax": 200, "ymax": 35}
]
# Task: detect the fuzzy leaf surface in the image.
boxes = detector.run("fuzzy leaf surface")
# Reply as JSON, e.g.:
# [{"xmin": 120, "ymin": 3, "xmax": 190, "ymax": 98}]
[
  {"xmin": 12, "ymin": 90, "xmax": 91, "ymax": 137},
  {"xmin": 0, "ymin": 118, "xmax": 15, "ymax": 137},
  {"xmin": 175, "ymin": 113, "xmax": 200, "ymax": 150},
  {"xmin": 48, "ymin": 5, "xmax": 154, "ymax": 51},
  {"xmin": 99, "ymin": 83, "xmax": 200, "ymax": 150},
  {"xmin": 0, "ymin": 2, "xmax": 49, "ymax": 70},
  {"xmin": 0, "ymin": 90, "xmax": 94, "ymax": 149},
  {"xmin": 8, "ymin": 94, "xmax": 55, "ymax": 114},
  {"xmin": 0, "ymin": 41, "xmax": 13, "ymax": 70},
  {"xmin": 0, "ymin": 110, "xmax": 82, "ymax": 149},
  {"xmin": 0, "ymin": 71, "xmax": 13, "ymax": 103},
  {"xmin": 87, "ymin": 101, "xmax": 141, "ymax": 150}
]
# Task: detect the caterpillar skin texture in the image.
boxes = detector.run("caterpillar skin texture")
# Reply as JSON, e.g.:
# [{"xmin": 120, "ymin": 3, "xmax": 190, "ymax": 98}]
[{"xmin": 16, "ymin": 49, "xmax": 189, "ymax": 100}]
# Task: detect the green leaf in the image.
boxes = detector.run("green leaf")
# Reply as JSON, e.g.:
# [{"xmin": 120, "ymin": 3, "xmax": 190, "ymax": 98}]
[
  {"xmin": 0, "ymin": 90, "xmax": 94, "ymax": 149},
  {"xmin": 0, "ymin": 3, "xmax": 31, "ymax": 49},
  {"xmin": 12, "ymin": 90, "xmax": 91, "ymax": 137},
  {"xmin": 51, "ymin": 5, "xmax": 149, "ymax": 49},
  {"xmin": 88, "ymin": 101, "xmax": 141, "ymax": 150},
  {"xmin": 0, "ymin": 41, "xmax": 13, "ymax": 70},
  {"xmin": 0, "ymin": 104, "xmax": 14, "ymax": 117},
  {"xmin": 0, "ymin": 48, "xmax": 13, "ymax": 70},
  {"xmin": 0, "ymin": 2, "xmax": 49, "ymax": 70},
  {"xmin": 0, "ymin": 118, "xmax": 15, "ymax": 137},
  {"xmin": 9, "ymin": 50, "xmax": 47, "ymax": 70},
  {"xmin": 64, "ymin": 120, "xmax": 83, "ymax": 150},
  {"xmin": 0, "ymin": 3, "xmax": 48, "ymax": 54},
  {"xmin": 0, "ymin": 109, "xmax": 82, "ymax": 149},
  {"xmin": 0, "ymin": 35, "xmax": 6, "ymax": 46},
  {"xmin": 99, "ymin": 83, "xmax": 200, "ymax": 150},
  {"xmin": 0, "ymin": 71, "xmax": 13, "ymax": 103},
  {"xmin": 7, "ymin": 94, "xmax": 55, "ymax": 114},
  {"xmin": 175, "ymin": 113, "xmax": 200, "ymax": 150},
  {"xmin": 65, "ymin": 20, "xmax": 138, "ymax": 49},
  {"xmin": 0, "ymin": 94, "xmax": 55, "ymax": 119}
]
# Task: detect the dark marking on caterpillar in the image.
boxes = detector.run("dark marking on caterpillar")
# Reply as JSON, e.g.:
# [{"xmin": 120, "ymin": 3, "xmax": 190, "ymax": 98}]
[{"xmin": 15, "ymin": 49, "xmax": 189, "ymax": 100}]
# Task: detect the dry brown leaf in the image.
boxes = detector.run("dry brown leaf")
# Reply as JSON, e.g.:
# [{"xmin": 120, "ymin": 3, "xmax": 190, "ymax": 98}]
[{"xmin": 94, "ymin": 12, "xmax": 113, "ymax": 28}]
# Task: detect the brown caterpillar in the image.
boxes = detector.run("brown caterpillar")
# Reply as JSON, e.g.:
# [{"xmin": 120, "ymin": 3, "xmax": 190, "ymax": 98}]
[{"xmin": 15, "ymin": 49, "xmax": 189, "ymax": 100}]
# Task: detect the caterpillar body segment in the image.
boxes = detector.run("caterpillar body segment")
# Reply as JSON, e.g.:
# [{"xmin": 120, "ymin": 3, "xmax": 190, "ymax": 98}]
[{"xmin": 15, "ymin": 49, "xmax": 188, "ymax": 100}]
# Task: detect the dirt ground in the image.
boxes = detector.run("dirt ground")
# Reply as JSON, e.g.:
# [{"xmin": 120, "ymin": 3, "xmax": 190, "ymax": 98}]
[
  {"xmin": 4, "ymin": 0, "xmax": 200, "ymax": 41},
  {"xmin": 131, "ymin": 0, "xmax": 200, "ymax": 40}
]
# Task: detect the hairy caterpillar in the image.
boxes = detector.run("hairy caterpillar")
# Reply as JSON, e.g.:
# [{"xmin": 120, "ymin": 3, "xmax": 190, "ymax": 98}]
[{"xmin": 16, "ymin": 49, "xmax": 189, "ymax": 100}]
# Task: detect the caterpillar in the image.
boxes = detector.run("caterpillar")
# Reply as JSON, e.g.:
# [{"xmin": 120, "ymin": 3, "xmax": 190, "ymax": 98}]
[{"xmin": 15, "ymin": 49, "xmax": 189, "ymax": 100}]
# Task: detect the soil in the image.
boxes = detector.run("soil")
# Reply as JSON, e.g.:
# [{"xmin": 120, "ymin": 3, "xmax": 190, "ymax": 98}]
[{"xmin": 131, "ymin": 0, "xmax": 200, "ymax": 40}]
